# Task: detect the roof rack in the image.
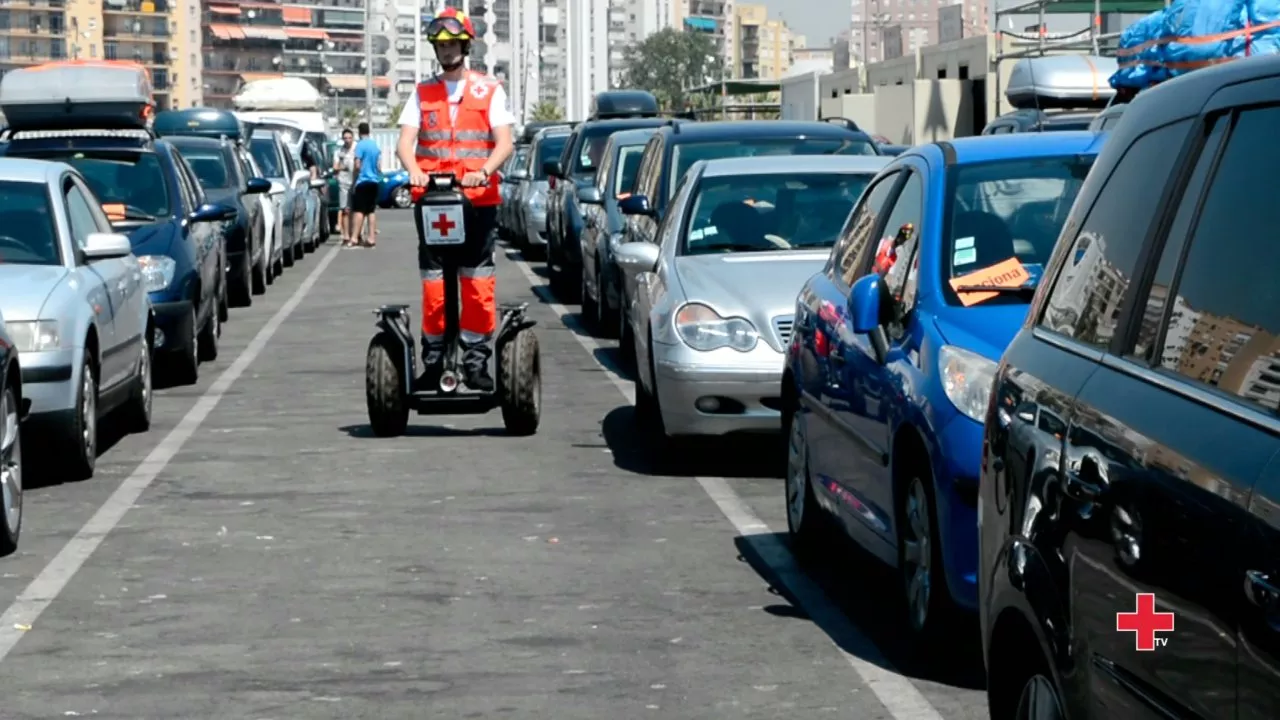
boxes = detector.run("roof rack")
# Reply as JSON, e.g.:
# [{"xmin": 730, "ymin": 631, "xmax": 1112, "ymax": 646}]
[{"xmin": 2, "ymin": 127, "xmax": 154, "ymax": 142}]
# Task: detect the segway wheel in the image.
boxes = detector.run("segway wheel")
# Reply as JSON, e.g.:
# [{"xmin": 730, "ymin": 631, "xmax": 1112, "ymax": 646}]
[
  {"xmin": 366, "ymin": 332, "xmax": 409, "ymax": 437},
  {"xmin": 499, "ymin": 328, "xmax": 541, "ymax": 436}
]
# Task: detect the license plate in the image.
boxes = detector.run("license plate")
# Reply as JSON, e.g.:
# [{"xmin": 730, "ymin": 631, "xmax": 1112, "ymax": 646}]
[{"xmin": 420, "ymin": 204, "xmax": 466, "ymax": 245}]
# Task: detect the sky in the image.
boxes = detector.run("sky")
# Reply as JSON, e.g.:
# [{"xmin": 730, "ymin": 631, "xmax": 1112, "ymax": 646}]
[{"xmin": 758, "ymin": 0, "xmax": 849, "ymax": 47}]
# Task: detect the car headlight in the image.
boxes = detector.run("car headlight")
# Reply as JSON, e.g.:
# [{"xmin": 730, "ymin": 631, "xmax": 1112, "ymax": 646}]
[
  {"xmin": 529, "ymin": 191, "xmax": 546, "ymax": 212},
  {"xmin": 674, "ymin": 302, "xmax": 759, "ymax": 353},
  {"xmin": 137, "ymin": 255, "xmax": 177, "ymax": 292},
  {"xmin": 938, "ymin": 344, "xmax": 998, "ymax": 423},
  {"xmin": 7, "ymin": 320, "xmax": 60, "ymax": 352}
]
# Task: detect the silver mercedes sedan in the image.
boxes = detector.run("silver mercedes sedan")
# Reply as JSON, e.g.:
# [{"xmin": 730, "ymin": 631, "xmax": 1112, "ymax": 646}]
[{"xmin": 614, "ymin": 154, "xmax": 891, "ymax": 442}]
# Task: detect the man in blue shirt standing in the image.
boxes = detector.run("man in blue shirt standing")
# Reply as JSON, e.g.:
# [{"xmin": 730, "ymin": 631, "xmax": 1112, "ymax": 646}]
[{"xmin": 350, "ymin": 122, "xmax": 382, "ymax": 248}]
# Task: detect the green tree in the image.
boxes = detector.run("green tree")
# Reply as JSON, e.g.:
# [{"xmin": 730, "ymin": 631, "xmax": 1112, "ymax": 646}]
[
  {"xmin": 385, "ymin": 100, "xmax": 405, "ymax": 128},
  {"xmin": 619, "ymin": 28, "xmax": 724, "ymax": 110},
  {"xmin": 529, "ymin": 100, "xmax": 564, "ymax": 121}
]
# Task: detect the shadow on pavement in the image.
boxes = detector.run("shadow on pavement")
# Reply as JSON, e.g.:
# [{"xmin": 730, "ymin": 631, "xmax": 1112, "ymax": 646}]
[
  {"xmin": 339, "ymin": 423, "xmax": 511, "ymax": 438},
  {"xmin": 600, "ymin": 405, "xmax": 784, "ymax": 479},
  {"xmin": 734, "ymin": 531, "xmax": 987, "ymax": 691},
  {"xmin": 24, "ymin": 410, "xmax": 131, "ymax": 490}
]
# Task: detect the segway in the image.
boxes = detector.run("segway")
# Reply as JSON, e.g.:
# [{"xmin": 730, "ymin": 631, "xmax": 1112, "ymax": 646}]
[{"xmin": 365, "ymin": 173, "xmax": 541, "ymax": 437}]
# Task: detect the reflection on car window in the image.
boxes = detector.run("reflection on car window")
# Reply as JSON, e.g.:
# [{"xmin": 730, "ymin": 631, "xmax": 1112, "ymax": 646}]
[
  {"xmin": 250, "ymin": 138, "xmax": 283, "ymax": 178},
  {"xmin": 682, "ymin": 171, "xmax": 872, "ymax": 255},
  {"xmin": 944, "ymin": 155, "xmax": 1093, "ymax": 305},
  {"xmin": 180, "ymin": 150, "xmax": 233, "ymax": 189},
  {"xmin": 536, "ymin": 135, "xmax": 569, "ymax": 178},
  {"xmin": 576, "ymin": 130, "xmax": 613, "ymax": 175},
  {"xmin": 615, "ymin": 145, "xmax": 645, "ymax": 195},
  {"xmin": 670, "ymin": 138, "xmax": 877, "ymax": 197},
  {"xmin": 34, "ymin": 151, "xmax": 172, "ymax": 218},
  {"xmin": 0, "ymin": 180, "xmax": 60, "ymax": 265},
  {"xmin": 1150, "ymin": 106, "xmax": 1280, "ymax": 413}
]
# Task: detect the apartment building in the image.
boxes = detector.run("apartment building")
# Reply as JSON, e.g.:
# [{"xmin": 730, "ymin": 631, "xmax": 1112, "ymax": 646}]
[
  {"xmin": 202, "ymin": 0, "xmax": 392, "ymax": 115},
  {"xmin": 0, "ymin": 0, "xmax": 199, "ymax": 110},
  {"xmin": 675, "ymin": 0, "xmax": 734, "ymax": 67},
  {"xmin": 730, "ymin": 4, "xmax": 791, "ymax": 79},
  {"xmin": 851, "ymin": 0, "xmax": 989, "ymax": 64}
]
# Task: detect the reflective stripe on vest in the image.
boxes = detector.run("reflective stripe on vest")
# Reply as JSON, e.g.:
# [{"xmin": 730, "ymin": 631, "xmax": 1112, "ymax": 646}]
[{"xmin": 414, "ymin": 72, "xmax": 501, "ymax": 206}]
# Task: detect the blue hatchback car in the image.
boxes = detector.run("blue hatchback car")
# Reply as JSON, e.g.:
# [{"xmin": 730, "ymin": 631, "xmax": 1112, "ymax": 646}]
[{"xmin": 781, "ymin": 132, "xmax": 1104, "ymax": 649}]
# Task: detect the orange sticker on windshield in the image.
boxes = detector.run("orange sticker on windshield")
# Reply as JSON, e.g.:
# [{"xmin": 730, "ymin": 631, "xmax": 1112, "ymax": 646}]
[
  {"xmin": 102, "ymin": 203, "xmax": 126, "ymax": 221},
  {"xmin": 949, "ymin": 257, "xmax": 1030, "ymax": 307}
]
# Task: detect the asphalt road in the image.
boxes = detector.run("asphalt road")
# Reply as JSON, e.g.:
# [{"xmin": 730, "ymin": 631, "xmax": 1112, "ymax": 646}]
[{"xmin": 0, "ymin": 210, "xmax": 990, "ymax": 719}]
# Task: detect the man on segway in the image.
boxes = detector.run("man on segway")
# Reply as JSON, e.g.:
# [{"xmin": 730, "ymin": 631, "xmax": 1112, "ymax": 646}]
[{"xmin": 395, "ymin": 7, "xmax": 515, "ymax": 392}]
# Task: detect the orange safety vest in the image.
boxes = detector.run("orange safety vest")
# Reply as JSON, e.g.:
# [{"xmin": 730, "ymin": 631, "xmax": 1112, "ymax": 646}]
[{"xmin": 415, "ymin": 71, "xmax": 502, "ymax": 207}]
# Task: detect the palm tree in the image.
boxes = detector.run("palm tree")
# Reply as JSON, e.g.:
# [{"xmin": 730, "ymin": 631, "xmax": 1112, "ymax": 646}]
[{"xmin": 529, "ymin": 100, "xmax": 564, "ymax": 122}]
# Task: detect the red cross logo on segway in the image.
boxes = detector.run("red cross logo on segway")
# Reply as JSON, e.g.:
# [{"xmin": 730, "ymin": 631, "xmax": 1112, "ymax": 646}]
[{"xmin": 432, "ymin": 213, "xmax": 456, "ymax": 236}]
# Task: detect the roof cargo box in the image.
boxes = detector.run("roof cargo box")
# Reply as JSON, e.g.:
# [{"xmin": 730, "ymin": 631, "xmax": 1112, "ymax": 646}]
[
  {"xmin": 1005, "ymin": 55, "xmax": 1118, "ymax": 110},
  {"xmin": 233, "ymin": 77, "xmax": 323, "ymax": 111},
  {"xmin": 154, "ymin": 108, "xmax": 253, "ymax": 142},
  {"xmin": 0, "ymin": 61, "xmax": 154, "ymax": 131},
  {"xmin": 589, "ymin": 90, "xmax": 660, "ymax": 119},
  {"xmin": 519, "ymin": 121, "xmax": 575, "ymax": 143}
]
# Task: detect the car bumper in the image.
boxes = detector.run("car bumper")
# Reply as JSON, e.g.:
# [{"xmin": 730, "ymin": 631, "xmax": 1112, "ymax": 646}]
[
  {"xmin": 653, "ymin": 342, "xmax": 785, "ymax": 437},
  {"xmin": 524, "ymin": 209, "xmax": 548, "ymax": 247},
  {"xmin": 151, "ymin": 299, "xmax": 196, "ymax": 355},
  {"xmin": 934, "ymin": 411, "xmax": 983, "ymax": 611},
  {"xmin": 19, "ymin": 347, "xmax": 79, "ymax": 416}
]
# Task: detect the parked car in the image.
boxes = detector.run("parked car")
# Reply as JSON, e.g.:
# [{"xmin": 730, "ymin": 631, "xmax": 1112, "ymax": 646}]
[
  {"xmin": 235, "ymin": 146, "xmax": 285, "ymax": 285},
  {"xmin": 782, "ymin": 132, "xmax": 1101, "ymax": 657},
  {"xmin": 980, "ymin": 54, "xmax": 1280, "ymax": 720},
  {"xmin": 577, "ymin": 126, "xmax": 660, "ymax": 336},
  {"xmin": 0, "ymin": 158, "xmax": 154, "ymax": 479},
  {"xmin": 982, "ymin": 108, "xmax": 1099, "ymax": 134},
  {"xmin": 1088, "ymin": 101, "xmax": 1128, "ymax": 131},
  {"xmin": 508, "ymin": 126, "xmax": 572, "ymax": 255},
  {"xmin": 287, "ymin": 143, "xmax": 323, "ymax": 253},
  {"xmin": 378, "ymin": 168, "xmax": 413, "ymax": 209},
  {"xmin": 543, "ymin": 116, "xmax": 686, "ymax": 297},
  {"xmin": 0, "ymin": 308, "xmax": 26, "ymax": 556},
  {"xmin": 499, "ymin": 144, "xmax": 531, "ymax": 240},
  {"xmin": 249, "ymin": 129, "xmax": 309, "ymax": 268},
  {"xmin": 614, "ymin": 119, "xmax": 883, "ymax": 361},
  {"xmin": 325, "ymin": 139, "xmax": 342, "ymax": 231},
  {"xmin": 166, "ymin": 135, "xmax": 271, "ymax": 305},
  {"xmin": 616, "ymin": 154, "xmax": 891, "ymax": 445}
]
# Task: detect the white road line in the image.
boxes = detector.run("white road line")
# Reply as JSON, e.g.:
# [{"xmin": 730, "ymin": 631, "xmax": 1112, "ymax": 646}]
[
  {"xmin": 507, "ymin": 250, "xmax": 946, "ymax": 720},
  {"xmin": 0, "ymin": 244, "xmax": 342, "ymax": 662}
]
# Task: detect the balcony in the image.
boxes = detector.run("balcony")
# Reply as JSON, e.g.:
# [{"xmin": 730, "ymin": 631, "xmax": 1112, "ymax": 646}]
[
  {"xmin": 0, "ymin": 46, "xmax": 68, "ymax": 65},
  {"xmin": 5, "ymin": 0, "xmax": 65, "ymax": 8},
  {"xmin": 688, "ymin": 1, "xmax": 725, "ymax": 17},
  {"xmin": 202, "ymin": 52, "xmax": 282, "ymax": 75},
  {"xmin": 102, "ymin": 0, "xmax": 170, "ymax": 15},
  {"xmin": 104, "ymin": 42, "xmax": 170, "ymax": 67},
  {"xmin": 0, "ymin": 19, "xmax": 68, "ymax": 39},
  {"xmin": 104, "ymin": 15, "xmax": 169, "ymax": 40}
]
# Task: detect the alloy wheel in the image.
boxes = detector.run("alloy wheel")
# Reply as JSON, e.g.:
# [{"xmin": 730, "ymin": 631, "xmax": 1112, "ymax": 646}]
[
  {"xmin": 785, "ymin": 416, "xmax": 808, "ymax": 533},
  {"xmin": 81, "ymin": 366, "xmax": 97, "ymax": 460},
  {"xmin": 140, "ymin": 341, "xmax": 152, "ymax": 417},
  {"xmin": 1015, "ymin": 675, "xmax": 1064, "ymax": 720},
  {"xmin": 0, "ymin": 388, "xmax": 22, "ymax": 537},
  {"xmin": 903, "ymin": 477, "xmax": 932, "ymax": 632}
]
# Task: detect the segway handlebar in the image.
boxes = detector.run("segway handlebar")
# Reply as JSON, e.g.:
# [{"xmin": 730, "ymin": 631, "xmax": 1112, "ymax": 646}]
[{"xmin": 409, "ymin": 171, "xmax": 495, "ymax": 203}]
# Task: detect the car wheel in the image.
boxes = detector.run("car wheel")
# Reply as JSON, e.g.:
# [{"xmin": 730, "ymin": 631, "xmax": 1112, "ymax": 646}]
[
  {"xmin": 230, "ymin": 252, "xmax": 253, "ymax": 307},
  {"xmin": 282, "ymin": 232, "xmax": 296, "ymax": 267},
  {"xmin": 618, "ymin": 292, "xmax": 635, "ymax": 373},
  {"xmin": 393, "ymin": 186, "xmax": 412, "ymax": 209},
  {"xmin": 1014, "ymin": 674, "xmax": 1064, "ymax": 720},
  {"xmin": 198, "ymin": 302, "xmax": 219, "ymax": 362},
  {"xmin": 62, "ymin": 354, "xmax": 97, "ymax": 481},
  {"xmin": 171, "ymin": 306, "xmax": 200, "ymax": 386},
  {"xmin": 897, "ymin": 464, "xmax": 956, "ymax": 656},
  {"xmin": 785, "ymin": 410, "xmax": 823, "ymax": 558},
  {"xmin": 217, "ymin": 260, "xmax": 230, "ymax": 324},
  {"xmin": 124, "ymin": 334, "xmax": 153, "ymax": 433},
  {"xmin": 294, "ymin": 233, "xmax": 306, "ymax": 259},
  {"xmin": 593, "ymin": 261, "xmax": 616, "ymax": 339},
  {"xmin": 580, "ymin": 269, "xmax": 598, "ymax": 333},
  {"xmin": 251, "ymin": 237, "xmax": 268, "ymax": 295},
  {"xmin": 0, "ymin": 385, "xmax": 24, "ymax": 556}
]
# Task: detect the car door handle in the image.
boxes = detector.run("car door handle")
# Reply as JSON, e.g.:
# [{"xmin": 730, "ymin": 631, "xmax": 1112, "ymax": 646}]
[
  {"xmin": 1245, "ymin": 570, "xmax": 1280, "ymax": 612},
  {"xmin": 1063, "ymin": 452, "xmax": 1107, "ymax": 501}
]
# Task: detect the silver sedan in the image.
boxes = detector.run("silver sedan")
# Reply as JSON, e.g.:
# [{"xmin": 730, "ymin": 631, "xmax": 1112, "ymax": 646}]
[
  {"xmin": 0, "ymin": 158, "xmax": 154, "ymax": 480},
  {"xmin": 614, "ymin": 154, "xmax": 891, "ymax": 442}
]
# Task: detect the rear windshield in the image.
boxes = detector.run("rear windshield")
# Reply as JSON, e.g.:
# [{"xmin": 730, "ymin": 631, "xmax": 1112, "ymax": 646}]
[
  {"xmin": 250, "ymin": 137, "xmax": 284, "ymax": 178},
  {"xmin": 535, "ymin": 135, "xmax": 569, "ymax": 178},
  {"xmin": 943, "ymin": 155, "xmax": 1095, "ymax": 306},
  {"xmin": 25, "ymin": 150, "xmax": 171, "ymax": 218},
  {"xmin": 0, "ymin": 180, "xmax": 59, "ymax": 265},
  {"xmin": 670, "ymin": 137, "xmax": 878, "ymax": 196},
  {"xmin": 178, "ymin": 148, "xmax": 234, "ymax": 189},
  {"xmin": 576, "ymin": 126, "xmax": 637, "ymax": 176}
]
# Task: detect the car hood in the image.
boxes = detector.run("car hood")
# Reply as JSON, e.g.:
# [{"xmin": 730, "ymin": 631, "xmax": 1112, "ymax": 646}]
[
  {"xmin": 931, "ymin": 303, "xmax": 1032, "ymax": 363},
  {"xmin": 124, "ymin": 220, "xmax": 179, "ymax": 259},
  {"xmin": 0, "ymin": 265, "xmax": 70, "ymax": 321},
  {"xmin": 673, "ymin": 249, "xmax": 828, "ymax": 351}
]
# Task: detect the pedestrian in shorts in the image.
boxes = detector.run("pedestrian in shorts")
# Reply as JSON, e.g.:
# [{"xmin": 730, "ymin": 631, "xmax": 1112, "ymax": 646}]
[
  {"xmin": 350, "ymin": 122, "xmax": 382, "ymax": 248},
  {"xmin": 333, "ymin": 128, "xmax": 356, "ymax": 244}
]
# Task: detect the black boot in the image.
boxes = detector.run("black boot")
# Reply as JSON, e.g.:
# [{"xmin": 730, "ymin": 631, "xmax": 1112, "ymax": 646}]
[
  {"xmin": 419, "ymin": 341, "xmax": 445, "ymax": 389},
  {"xmin": 461, "ymin": 342, "xmax": 495, "ymax": 392}
]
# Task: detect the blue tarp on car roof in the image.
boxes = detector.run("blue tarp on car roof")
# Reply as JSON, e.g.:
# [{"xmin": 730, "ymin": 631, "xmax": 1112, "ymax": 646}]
[{"xmin": 1112, "ymin": 0, "xmax": 1280, "ymax": 88}]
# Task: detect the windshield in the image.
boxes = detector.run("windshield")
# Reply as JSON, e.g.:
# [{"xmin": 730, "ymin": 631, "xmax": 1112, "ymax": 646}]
[
  {"xmin": 614, "ymin": 145, "xmax": 645, "ymax": 195},
  {"xmin": 535, "ymin": 135, "xmax": 569, "ymax": 178},
  {"xmin": 683, "ymin": 171, "xmax": 873, "ymax": 255},
  {"xmin": 179, "ymin": 149, "xmax": 233, "ymax": 189},
  {"xmin": 944, "ymin": 155, "xmax": 1094, "ymax": 305},
  {"xmin": 670, "ymin": 138, "xmax": 877, "ymax": 197},
  {"xmin": 0, "ymin": 181, "xmax": 59, "ymax": 265},
  {"xmin": 259, "ymin": 123, "xmax": 303, "ymax": 146},
  {"xmin": 32, "ymin": 150, "xmax": 172, "ymax": 218},
  {"xmin": 250, "ymin": 137, "xmax": 284, "ymax": 178},
  {"xmin": 508, "ymin": 146, "xmax": 529, "ymax": 173},
  {"xmin": 575, "ymin": 127, "xmax": 617, "ymax": 176},
  {"xmin": 1046, "ymin": 119, "xmax": 1093, "ymax": 131}
]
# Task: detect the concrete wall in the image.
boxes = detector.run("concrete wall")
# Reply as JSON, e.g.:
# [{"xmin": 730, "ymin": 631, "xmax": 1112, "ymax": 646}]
[{"xmin": 820, "ymin": 94, "xmax": 875, "ymax": 132}]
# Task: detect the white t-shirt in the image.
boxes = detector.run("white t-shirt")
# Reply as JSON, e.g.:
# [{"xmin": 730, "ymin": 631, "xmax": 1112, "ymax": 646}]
[{"xmin": 397, "ymin": 75, "xmax": 516, "ymax": 128}]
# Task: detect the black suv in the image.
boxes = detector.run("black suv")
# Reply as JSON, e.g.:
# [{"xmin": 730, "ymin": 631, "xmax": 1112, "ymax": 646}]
[{"xmin": 980, "ymin": 55, "xmax": 1280, "ymax": 719}]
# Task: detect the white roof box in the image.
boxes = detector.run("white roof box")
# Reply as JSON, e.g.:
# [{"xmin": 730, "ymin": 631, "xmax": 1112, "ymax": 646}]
[
  {"xmin": 233, "ymin": 77, "xmax": 323, "ymax": 111},
  {"xmin": 0, "ymin": 61, "xmax": 155, "ymax": 131},
  {"xmin": 1005, "ymin": 55, "xmax": 1118, "ymax": 111}
]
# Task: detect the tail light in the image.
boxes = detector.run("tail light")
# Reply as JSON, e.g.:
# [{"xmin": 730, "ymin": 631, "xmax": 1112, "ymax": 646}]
[{"xmin": 548, "ymin": 176, "xmax": 557, "ymax": 190}]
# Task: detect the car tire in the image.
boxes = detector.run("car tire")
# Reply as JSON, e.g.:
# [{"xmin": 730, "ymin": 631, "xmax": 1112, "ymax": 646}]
[
  {"xmin": 579, "ymin": 269, "xmax": 598, "ymax": 333},
  {"xmin": 0, "ymin": 385, "xmax": 24, "ymax": 557},
  {"xmin": 282, "ymin": 234, "xmax": 296, "ymax": 267},
  {"xmin": 618, "ymin": 292, "xmax": 635, "ymax": 373},
  {"xmin": 251, "ymin": 233, "xmax": 268, "ymax": 295},
  {"xmin": 61, "ymin": 353, "xmax": 97, "ymax": 481},
  {"xmin": 229, "ymin": 251, "xmax": 253, "ymax": 308},
  {"xmin": 217, "ymin": 261, "xmax": 230, "ymax": 324},
  {"xmin": 896, "ymin": 457, "xmax": 958, "ymax": 661},
  {"xmin": 593, "ymin": 261, "xmax": 616, "ymax": 339},
  {"xmin": 170, "ymin": 306, "xmax": 200, "ymax": 386},
  {"xmin": 294, "ymin": 235, "xmax": 306, "ymax": 260},
  {"xmin": 784, "ymin": 409, "xmax": 824, "ymax": 560},
  {"xmin": 1012, "ymin": 673, "xmax": 1064, "ymax": 720},
  {"xmin": 198, "ymin": 302, "xmax": 219, "ymax": 363},
  {"xmin": 123, "ymin": 334, "xmax": 153, "ymax": 433},
  {"xmin": 393, "ymin": 186, "xmax": 412, "ymax": 209}
]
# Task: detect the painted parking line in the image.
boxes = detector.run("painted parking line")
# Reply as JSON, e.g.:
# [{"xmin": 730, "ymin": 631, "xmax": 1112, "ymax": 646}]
[
  {"xmin": 0, "ymin": 244, "xmax": 343, "ymax": 663},
  {"xmin": 507, "ymin": 249, "xmax": 946, "ymax": 720}
]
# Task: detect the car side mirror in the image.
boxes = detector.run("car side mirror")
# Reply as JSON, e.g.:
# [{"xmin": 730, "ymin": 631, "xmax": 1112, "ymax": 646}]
[
  {"xmin": 508, "ymin": 168, "xmax": 529, "ymax": 181},
  {"xmin": 268, "ymin": 180, "xmax": 287, "ymax": 196},
  {"xmin": 82, "ymin": 232, "xmax": 133, "ymax": 260},
  {"xmin": 542, "ymin": 160, "xmax": 562, "ymax": 178},
  {"xmin": 190, "ymin": 202, "xmax": 237, "ymax": 223},
  {"xmin": 291, "ymin": 169, "xmax": 311, "ymax": 186},
  {"xmin": 613, "ymin": 241, "xmax": 660, "ymax": 275},
  {"xmin": 618, "ymin": 194, "xmax": 652, "ymax": 216},
  {"xmin": 849, "ymin": 273, "xmax": 890, "ymax": 363},
  {"xmin": 245, "ymin": 177, "xmax": 271, "ymax": 194},
  {"xmin": 577, "ymin": 186, "xmax": 603, "ymax": 205}
]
